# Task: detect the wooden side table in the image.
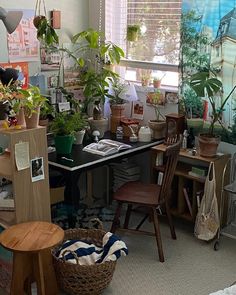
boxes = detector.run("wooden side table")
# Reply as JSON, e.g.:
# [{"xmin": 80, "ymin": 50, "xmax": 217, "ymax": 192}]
[{"xmin": 0, "ymin": 221, "xmax": 64, "ymax": 295}]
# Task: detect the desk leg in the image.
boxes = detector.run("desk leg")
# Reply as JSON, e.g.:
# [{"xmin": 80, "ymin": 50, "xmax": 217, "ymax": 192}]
[{"xmin": 64, "ymin": 170, "xmax": 81, "ymax": 228}]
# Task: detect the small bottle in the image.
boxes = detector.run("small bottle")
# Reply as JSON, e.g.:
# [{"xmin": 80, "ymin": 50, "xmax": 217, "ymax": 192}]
[
  {"xmin": 182, "ymin": 130, "xmax": 188, "ymax": 149},
  {"xmin": 187, "ymin": 127, "xmax": 195, "ymax": 149},
  {"xmin": 116, "ymin": 126, "xmax": 123, "ymax": 140}
]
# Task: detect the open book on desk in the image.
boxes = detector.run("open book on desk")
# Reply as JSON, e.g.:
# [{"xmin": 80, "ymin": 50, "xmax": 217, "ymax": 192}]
[{"xmin": 83, "ymin": 139, "xmax": 132, "ymax": 156}]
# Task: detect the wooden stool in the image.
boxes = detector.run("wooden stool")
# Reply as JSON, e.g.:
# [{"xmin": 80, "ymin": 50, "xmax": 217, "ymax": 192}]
[{"xmin": 0, "ymin": 221, "xmax": 64, "ymax": 295}]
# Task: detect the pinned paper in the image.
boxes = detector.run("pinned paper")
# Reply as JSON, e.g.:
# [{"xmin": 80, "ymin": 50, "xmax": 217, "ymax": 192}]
[
  {"xmin": 58, "ymin": 102, "xmax": 70, "ymax": 112},
  {"xmin": 15, "ymin": 142, "xmax": 30, "ymax": 171}
]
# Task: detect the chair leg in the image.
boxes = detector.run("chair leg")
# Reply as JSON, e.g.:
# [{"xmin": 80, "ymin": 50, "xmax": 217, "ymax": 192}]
[
  {"xmin": 124, "ymin": 204, "xmax": 132, "ymax": 229},
  {"xmin": 152, "ymin": 207, "xmax": 164, "ymax": 262},
  {"xmin": 165, "ymin": 202, "xmax": 176, "ymax": 240},
  {"xmin": 111, "ymin": 202, "xmax": 122, "ymax": 233}
]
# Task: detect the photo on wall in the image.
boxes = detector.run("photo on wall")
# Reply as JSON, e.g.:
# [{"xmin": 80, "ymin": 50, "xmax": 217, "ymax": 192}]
[{"xmin": 30, "ymin": 157, "xmax": 45, "ymax": 182}]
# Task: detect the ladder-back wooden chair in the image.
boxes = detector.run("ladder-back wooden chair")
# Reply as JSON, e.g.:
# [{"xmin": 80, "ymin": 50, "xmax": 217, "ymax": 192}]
[{"xmin": 110, "ymin": 137, "xmax": 182, "ymax": 262}]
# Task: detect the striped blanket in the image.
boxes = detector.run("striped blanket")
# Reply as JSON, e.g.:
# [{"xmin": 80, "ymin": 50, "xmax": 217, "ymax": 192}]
[{"xmin": 56, "ymin": 232, "xmax": 128, "ymax": 265}]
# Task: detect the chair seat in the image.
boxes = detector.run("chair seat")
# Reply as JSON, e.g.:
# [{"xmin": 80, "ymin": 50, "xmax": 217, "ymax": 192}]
[{"xmin": 114, "ymin": 181, "xmax": 161, "ymax": 206}]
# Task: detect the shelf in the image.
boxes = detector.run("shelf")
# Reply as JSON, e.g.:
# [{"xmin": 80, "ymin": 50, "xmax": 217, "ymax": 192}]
[
  {"xmin": 0, "ymin": 210, "xmax": 15, "ymax": 228},
  {"xmin": 0, "ymin": 154, "xmax": 12, "ymax": 180},
  {"xmin": 175, "ymin": 163, "xmax": 206, "ymax": 183},
  {"xmin": 171, "ymin": 208, "xmax": 194, "ymax": 222}
]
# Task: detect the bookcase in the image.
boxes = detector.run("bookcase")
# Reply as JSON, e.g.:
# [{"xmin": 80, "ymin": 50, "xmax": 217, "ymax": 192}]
[
  {"xmin": 0, "ymin": 127, "xmax": 51, "ymax": 228},
  {"xmin": 151, "ymin": 144, "xmax": 230, "ymax": 224}
]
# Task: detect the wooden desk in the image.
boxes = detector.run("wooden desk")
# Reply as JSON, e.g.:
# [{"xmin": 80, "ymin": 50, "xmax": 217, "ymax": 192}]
[{"xmin": 151, "ymin": 144, "xmax": 230, "ymax": 223}]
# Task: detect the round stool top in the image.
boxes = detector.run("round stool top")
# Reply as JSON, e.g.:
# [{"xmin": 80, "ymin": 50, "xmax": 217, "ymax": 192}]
[{"xmin": 0, "ymin": 221, "xmax": 64, "ymax": 253}]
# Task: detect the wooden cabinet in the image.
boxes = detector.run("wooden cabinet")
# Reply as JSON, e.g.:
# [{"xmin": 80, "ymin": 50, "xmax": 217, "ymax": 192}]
[
  {"xmin": 151, "ymin": 144, "xmax": 230, "ymax": 223},
  {"xmin": 0, "ymin": 127, "xmax": 51, "ymax": 228}
]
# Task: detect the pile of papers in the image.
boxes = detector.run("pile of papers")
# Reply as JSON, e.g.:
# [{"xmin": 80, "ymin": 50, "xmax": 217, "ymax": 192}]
[
  {"xmin": 0, "ymin": 183, "xmax": 14, "ymax": 210},
  {"xmin": 110, "ymin": 161, "xmax": 141, "ymax": 192}
]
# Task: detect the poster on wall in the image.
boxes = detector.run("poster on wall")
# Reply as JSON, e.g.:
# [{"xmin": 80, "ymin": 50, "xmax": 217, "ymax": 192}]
[
  {"xmin": 0, "ymin": 62, "xmax": 29, "ymax": 89},
  {"xmin": 182, "ymin": 0, "xmax": 236, "ymax": 144},
  {"xmin": 7, "ymin": 9, "xmax": 39, "ymax": 62}
]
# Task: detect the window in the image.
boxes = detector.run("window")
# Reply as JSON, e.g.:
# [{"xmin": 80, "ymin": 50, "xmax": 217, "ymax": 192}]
[{"xmin": 105, "ymin": 0, "xmax": 182, "ymax": 87}]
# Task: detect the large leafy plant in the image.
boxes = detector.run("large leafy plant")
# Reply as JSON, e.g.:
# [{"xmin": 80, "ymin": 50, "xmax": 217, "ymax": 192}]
[
  {"xmin": 69, "ymin": 29, "xmax": 124, "ymax": 109},
  {"xmin": 190, "ymin": 71, "xmax": 236, "ymax": 136}
]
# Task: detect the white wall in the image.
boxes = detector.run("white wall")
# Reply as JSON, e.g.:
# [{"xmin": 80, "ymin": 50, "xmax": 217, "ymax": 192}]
[{"xmin": 0, "ymin": 0, "xmax": 89, "ymax": 75}]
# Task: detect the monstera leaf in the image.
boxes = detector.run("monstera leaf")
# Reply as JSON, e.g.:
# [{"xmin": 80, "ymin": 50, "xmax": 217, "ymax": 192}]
[{"xmin": 189, "ymin": 72, "xmax": 222, "ymax": 98}]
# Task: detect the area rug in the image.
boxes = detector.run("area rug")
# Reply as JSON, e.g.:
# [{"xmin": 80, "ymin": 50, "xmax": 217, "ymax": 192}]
[{"xmin": 52, "ymin": 202, "xmax": 115, "ymax": 230}]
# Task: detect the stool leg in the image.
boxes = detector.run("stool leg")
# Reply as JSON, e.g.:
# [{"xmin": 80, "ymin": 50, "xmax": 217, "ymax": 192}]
[
  {"xmin": 11, "ymin": 252, "xmax": 32, "ymax": 295},
  {"xmin": 33, "ymin": 252, "xmax": 46, "ymax": 295},
  {"xmin": 33, "ymin": 249, "xmax": 58, "ymax": 295}
]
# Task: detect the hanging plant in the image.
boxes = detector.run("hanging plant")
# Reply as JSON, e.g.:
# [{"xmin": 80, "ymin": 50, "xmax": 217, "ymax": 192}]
[
  {"xmin": 34, "ymin": 0, "xmax": 59, "ymax": 46},
  {"xmin": 127, "ymin": 25, "xmax": 140, "ymax": 42}
]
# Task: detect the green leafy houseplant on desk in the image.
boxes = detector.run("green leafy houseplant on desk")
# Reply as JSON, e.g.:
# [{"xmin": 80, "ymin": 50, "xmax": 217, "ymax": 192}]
[
  {"xmin": 190, "ymin": 71, "xmax": 236, "ymax": 157},
  {"xmin": 50, "ymin": 112, "xmax": 76, "ymax": 154}
]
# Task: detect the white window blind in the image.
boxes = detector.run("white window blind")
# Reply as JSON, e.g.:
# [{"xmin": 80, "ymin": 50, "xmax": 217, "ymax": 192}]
[{"xmin": 105, "ymin": 0, "xmax": 182, "ymax": 66}]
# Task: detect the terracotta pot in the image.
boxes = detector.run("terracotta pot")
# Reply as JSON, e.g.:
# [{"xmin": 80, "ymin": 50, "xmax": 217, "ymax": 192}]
[
  {"xmin": 148, "ymin": 120, "xmax": 166, "ymax": 139},
  {"xmin": 33, "ymin": 15, "xmax": 46, "ymax": 28},
  {"xmin": 198, "ymin": 134, "xmax": 221, "ymax": 157},
  {"xmin": 16, "ymin": 107, "xmax": 25, "ymax": 126},
  {"xmin": 153, "ymin": 80, "xmax": 161, "ymax": 88},
  {"xmin": 24, "ymin": 107, "xmax": 40, "ymax": 129},
  {"xmin": 110, "ymin": 104, "xmax": 126, "ymax": 133}
]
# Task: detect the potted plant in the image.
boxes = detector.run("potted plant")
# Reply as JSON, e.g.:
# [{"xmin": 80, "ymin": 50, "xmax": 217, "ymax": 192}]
[
  {"xmin": 50, "ymin": 112, "xmax": 76, "ymax": 154},
  {"xmin": 141, "ymin": 74, "xmax": 151, "ymax": 87},
  {"xmin": 71, "ymin": 29, "xmax": 124, "ymax": 138},
  {"xmin": 127, "ymin": 25, "xmax": 140, "ymax": 42},
  {"xmin": 71, "ymin": 111, "xmax": 88, "ymax": 145},
  {"xmin": 190, "ymin": 71, "xmax": 236, "ymax": 157},
  {"xmin": 39, "ymin": 101, "xmax": 54, "ymax": 127},
  {"xmin": 36, "ymin": 17, "xmax": 59, "ymax": 46},
  {"xmin": 152, "ymin": 73, "xmax": 166, "ymax": 88},
  {"xmin": 147, "ymin": 90, "xmax": 166, "ymax": 139},
  {"xmin": 108, "ymin": 78, "xmax": 128, "ymax": 133},
  {"xmin": 19, "ymin": 86, "xmax": 47, "ymax": 129}
]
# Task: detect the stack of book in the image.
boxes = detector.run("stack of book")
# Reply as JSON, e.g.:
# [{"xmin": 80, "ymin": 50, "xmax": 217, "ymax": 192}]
[
  {"xmin": 188, "ymin": 166, "xmax": 207, "ymax": 179},
  {"xmin": 110, "ymin": 161, "xmax": 141, "ymax": 192}
]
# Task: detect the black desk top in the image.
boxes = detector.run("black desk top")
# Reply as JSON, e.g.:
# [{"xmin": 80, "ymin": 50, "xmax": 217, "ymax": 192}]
[{"xmin": 48, "ymin": 133, "xmax": 163, "ymax": 172}]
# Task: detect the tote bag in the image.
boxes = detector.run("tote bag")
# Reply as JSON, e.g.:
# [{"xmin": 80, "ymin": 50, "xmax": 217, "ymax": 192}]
[{"xmin": 194, "ymin": 162, "xmax": 220, "ymax": 241}]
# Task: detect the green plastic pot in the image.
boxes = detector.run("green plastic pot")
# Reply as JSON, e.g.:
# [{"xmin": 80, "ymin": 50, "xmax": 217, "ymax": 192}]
[{"xmin": 54, "ymin": 135, "xmax": 74, "ymax": 154}]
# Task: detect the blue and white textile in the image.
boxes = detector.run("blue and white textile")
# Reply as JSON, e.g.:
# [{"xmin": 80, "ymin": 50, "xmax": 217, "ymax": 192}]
[{"xmin": 57, "ymin": 232, "xmax": 128, "ymax": 265}]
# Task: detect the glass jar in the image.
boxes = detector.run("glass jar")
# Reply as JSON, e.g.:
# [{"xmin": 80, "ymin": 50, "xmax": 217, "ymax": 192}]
[{"xmin": 116, "ymin": 126, "xmax": 123, "ymax": 140}]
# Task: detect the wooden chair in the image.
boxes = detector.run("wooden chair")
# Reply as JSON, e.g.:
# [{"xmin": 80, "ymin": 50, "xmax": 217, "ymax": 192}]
[{"xmin": 110, "ymin": 138, "xmax": 182, "ymax": 262}]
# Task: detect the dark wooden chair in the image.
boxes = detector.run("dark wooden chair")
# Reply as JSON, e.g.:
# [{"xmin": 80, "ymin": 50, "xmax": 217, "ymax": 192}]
[{"xmin": 110, "ymin": 138, "xmax": 182, "ymax": 262}]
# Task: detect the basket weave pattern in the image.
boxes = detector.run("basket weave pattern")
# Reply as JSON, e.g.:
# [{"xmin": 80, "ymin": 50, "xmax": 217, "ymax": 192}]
[{"xmin": 52, "ymin": 228, "xmax": 117, "ymax": 295}]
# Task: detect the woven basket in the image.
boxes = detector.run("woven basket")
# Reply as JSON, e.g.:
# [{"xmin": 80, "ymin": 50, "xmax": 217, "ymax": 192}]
[{"xmin": 52, "ymin": 220, "xmax": 116, "ymax": 295}]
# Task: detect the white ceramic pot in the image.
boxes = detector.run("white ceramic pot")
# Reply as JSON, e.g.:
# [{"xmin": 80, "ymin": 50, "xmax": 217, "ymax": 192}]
[
  {"xmin": 88, "ymin": 117, "xmax": 108, "ymax": 138},
  {"xmin": 74, "ymin": 130, "xmax": 86, "ymax": 145}
]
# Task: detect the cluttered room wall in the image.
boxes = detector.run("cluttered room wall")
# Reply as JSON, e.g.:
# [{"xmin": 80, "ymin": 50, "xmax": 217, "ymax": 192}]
[{"xmin": 0, "ymin": 0, "xmax": 89, "ymax": 77}]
